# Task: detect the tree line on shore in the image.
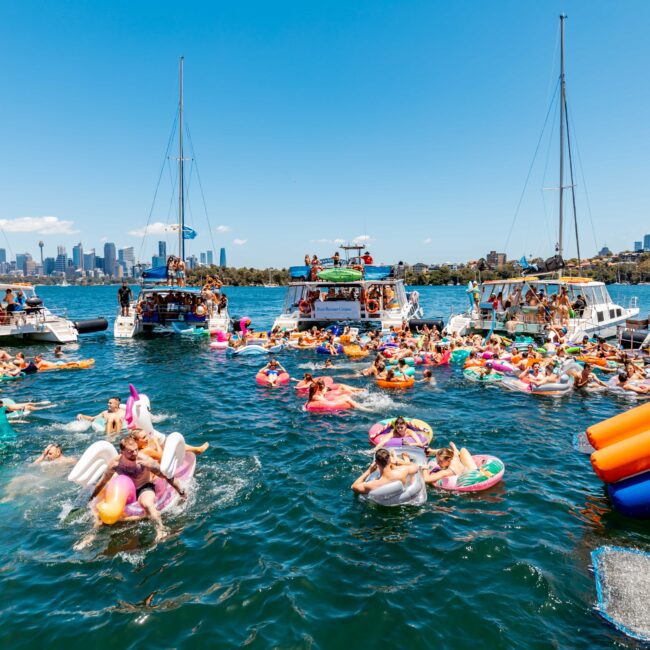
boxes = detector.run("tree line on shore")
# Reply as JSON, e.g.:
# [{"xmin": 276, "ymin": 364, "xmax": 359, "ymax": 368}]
[{"xmin": 2, "ymin": 255, "xmax": 650, "ymax": 287}]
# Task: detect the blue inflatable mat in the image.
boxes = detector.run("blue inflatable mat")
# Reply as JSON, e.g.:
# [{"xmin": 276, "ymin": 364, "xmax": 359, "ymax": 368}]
[{"xmin": 592, "ymin": 546, "xmax": 650, "ymax": 642}]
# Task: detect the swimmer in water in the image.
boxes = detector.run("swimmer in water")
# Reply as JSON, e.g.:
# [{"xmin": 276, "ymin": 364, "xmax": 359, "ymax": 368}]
[
  {"xmin": 259, "ymin": 358, "xmax": 286, "ymax": 386},
  {"xmin": 76, "ymin": 396, "xmax": 125, "ymax": 434},
  {"xmin": 33, "ymin": 443, "xmax": 75, "ymax": 464},
  {"xmin": 423, "ymin": 441, "xmax": 477, "ymax": 485},
  {"xmin": 351, "ymin": 448, "xmax": 421, "ymax": 494},
  {"xmin": 83, "ymin": 435, "xmax": 186, "ymax": 544}
]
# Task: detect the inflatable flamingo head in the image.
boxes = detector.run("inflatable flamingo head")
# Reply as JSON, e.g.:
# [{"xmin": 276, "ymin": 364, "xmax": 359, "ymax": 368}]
[
  {"xmin": 239, "ymin": 316, "xmax": 251, "ymax": 336},
  {"xmin": 216, "ymin": 330, "xmax": 227, "ymax": 342}
]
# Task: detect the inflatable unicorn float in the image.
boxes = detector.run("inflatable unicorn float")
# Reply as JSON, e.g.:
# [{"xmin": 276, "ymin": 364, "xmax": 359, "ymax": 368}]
[{"xmin": 68, "ymin": 384, "xmax": 195, "ymax": 525}]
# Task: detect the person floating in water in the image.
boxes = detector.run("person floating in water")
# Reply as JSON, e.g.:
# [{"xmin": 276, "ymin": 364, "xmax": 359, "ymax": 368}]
[
  {"xmin": 85, "ymin": 435, "xmax": 186, "ymax": 543},
  {"xmin": 351, "ymin": 448, "xmax": 420, "ymax": 495},
  {"xmin": 77, "ymin": 396, "xmax": 125, "ymax": 434},
  {"xmin": 33, "ymin": 443, "xmax": 75, "ymax": 464}
]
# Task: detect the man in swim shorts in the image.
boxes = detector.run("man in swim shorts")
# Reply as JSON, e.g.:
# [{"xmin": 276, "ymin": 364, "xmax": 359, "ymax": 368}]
[
  {"xmin": 351, "ymin": 448, "xmax": 420, "ymax": 494},
  {"xmin": 77, "ymin": 397, "xmax": 126, "ymax": 434},
  {"xmin": 87, "ymin": 436, "xmax": 186, "ymax": 541},
  {"xmin": 118, "ymin": 281, "xmax": 133, "ymax": 317}
]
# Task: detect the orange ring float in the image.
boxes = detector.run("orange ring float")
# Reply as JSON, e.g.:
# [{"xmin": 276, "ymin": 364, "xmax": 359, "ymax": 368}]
[
  {"xmin": 299, "ymin": 300, "xmax": 311, "ymax": 315},
  {"xmin": 352, "ymin": 264, "xmax": 365, "ymax": 277},
  {"xmin": 377, "ymin": 377, "xmax": 415, "ymax": 389},
  {"xmin": 366, "ymin": 298, "xmax": 380, "ymax": 314}
]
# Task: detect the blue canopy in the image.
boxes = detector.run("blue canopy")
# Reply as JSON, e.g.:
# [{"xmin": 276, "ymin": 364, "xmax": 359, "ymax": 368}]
[{"xmin": 142, "ymin": 265, "xmax": 168, "ymax": 280}]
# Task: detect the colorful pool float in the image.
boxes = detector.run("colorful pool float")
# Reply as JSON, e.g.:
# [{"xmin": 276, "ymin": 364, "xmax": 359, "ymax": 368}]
[
  {"xmin": 431, "ymin": 454, "xmax": 505, "ymax": 492},
  {"xmin": 368, "ymin": 417, "xmax": 433, "ymax": 447},
  {"xmin": 255, "ymin": 371, "xmax": 290, "ymax": 387}
]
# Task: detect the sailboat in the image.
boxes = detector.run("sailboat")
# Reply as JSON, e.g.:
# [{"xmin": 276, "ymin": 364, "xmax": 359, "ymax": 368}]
[
  {"xmin": 263, "ymin": 269, "xmax": 279, "ymax": 288},
  {"xmin": 446, "ymin": 16, "xmax": 638, "ymax": 341},
  {"xmin": 114, "ymin": 58, "xmax": 230, "ymax": 338}
]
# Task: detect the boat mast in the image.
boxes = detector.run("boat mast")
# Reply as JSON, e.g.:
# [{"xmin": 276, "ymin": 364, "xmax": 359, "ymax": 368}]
[
  {"xmin": 179, "ymin": 56, "xmax": 185, "ymax": 263},
  {"xmin": 558, "ymin": 15, "xmax": 566, "ymax": 260}
]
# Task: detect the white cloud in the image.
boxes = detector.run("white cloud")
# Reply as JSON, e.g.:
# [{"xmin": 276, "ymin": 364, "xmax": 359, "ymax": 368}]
[
  {"xmin": 352, "ymin": 235, "xmax": 372, "ymax": 243},
  {"xmin": 0, "ymin": 216, "xmax": 78, "ymax": 235},
  {"xmin": 128, "ymin": 222, "xmax": 176, "ymax": 237},
  {"xmin": 215, "ymin": 225, "xmax": 231, "ymax": 233},
  {"xmin": 310, "ymin": 237, "xmax": 346, "ymax": 245},
  {"xmin": 233, "ymin": 238, "xmax": 247, "ymax": 246},
  {"xmin": 423, "ymin": 237, "xmax": 432, "ymax": 244}
]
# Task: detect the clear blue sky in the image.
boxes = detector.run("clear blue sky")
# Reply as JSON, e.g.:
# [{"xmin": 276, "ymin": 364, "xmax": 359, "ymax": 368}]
[{"xmin": 2, "ymin": 0, "xmax": 649, "ymax": 267}]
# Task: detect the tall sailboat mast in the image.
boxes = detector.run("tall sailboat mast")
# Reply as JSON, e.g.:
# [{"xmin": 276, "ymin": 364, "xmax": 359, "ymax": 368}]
[
  {"xmin": 178, "ymin": 56, "xmax": 185, "ymax": 262},
  {"xmin": 558, "ymin": 15, "xmax": 566, "ymax": 259}
]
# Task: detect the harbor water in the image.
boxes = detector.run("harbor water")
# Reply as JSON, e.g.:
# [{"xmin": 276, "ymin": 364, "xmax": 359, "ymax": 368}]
[{"xmin": 0, "ymin": 284, "xmax": 648, "ymax": 649}]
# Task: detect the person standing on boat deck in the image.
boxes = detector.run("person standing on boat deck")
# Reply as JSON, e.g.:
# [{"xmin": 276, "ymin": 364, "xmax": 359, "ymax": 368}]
[
  {"xmin": 177, "ymin": 259, "xmax": 186, "ymax": 287},
  {"xmin": 167, "ymin": 257, "xmax": 177, "ymax": 286},
  {"xmin": 304, "ymin": 254, "xmax": 310, "ymax": 266},
  {"xmin": 4, "ymin": 289, "xmax": 16, "ymax": 313},
  {"xmin": 118, "ymin": 281, "xmax": 133, "ymax": 317},
  {"xmin": 333, "ymin": 251, "xmax": 340, "ymax": 266},
  {"xmin": 572, "ymin": 294, "xmax": 586, "ymax": 317}
]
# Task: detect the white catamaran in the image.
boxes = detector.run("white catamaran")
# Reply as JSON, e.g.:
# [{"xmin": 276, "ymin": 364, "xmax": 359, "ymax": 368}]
[
  {"xmin": 0, "ymin": 283, "xmax": 107, "ymax": 343},
  {"xmin": 114, "ymin": 58, "xmax": 229, "ymax": 338},
  {"xmin": 273, "ymin": 245, "xmax": 426, "ymax": 332},
  {"xmin": 446, "ymin": 16, "xmax": 638, "ymax": 341}
]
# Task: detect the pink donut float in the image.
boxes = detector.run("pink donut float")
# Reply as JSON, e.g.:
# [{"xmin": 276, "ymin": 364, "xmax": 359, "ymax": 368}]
[
  {"xmin": 491, "ymin": 360, "xmax": 515, "ymax": 373},
  {"xmin": 304, "ymin": 396, "xmax": 352, "ymax": 412},
  {"xmin": 295, "ymin": 376, "xmax": 334, "ymax": 393},
  {"xmin": 368, "ymin": 417, "xmax": 433, "ymax": 447},
  {"xmin": 431, "ymin": 454, "xmax": 505, "ymax": 492},
  {"xmin": 256, "ymin": 371, "xmax": 290, "ymax": 386},
  {"xmin": 210, "ymin": 340, "xmax": 229, "ymax": 349}
]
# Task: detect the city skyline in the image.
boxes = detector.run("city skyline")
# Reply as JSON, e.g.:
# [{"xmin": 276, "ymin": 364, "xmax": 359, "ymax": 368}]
[{"xmin": 2, "ymin": 239, "xmax": 222, "ymax": 278}]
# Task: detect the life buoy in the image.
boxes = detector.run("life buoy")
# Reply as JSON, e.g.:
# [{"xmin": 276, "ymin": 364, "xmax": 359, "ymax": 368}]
[
  {"xmin": 299, "ymin": 300, "xmax": 311, "ymax": 315},
  {"xmin": 352, "ymin": 264, "xmax": 365, "ymax": 277},
  {"xmin": 366, "ymin": 298, "xmax": 380, "ymax": 314},
  {"xmin": 311, "ymin": 266, "xmax": 322, "ymax": 281}
]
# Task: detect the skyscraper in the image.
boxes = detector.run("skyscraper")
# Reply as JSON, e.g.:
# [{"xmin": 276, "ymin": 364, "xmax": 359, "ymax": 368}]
[
  {"xmin": 72, "ymin": 242, "xmax": 84, "ymax": 271},
  {"xmin": 55, "ymin": 246, "xmax": 68, "ymax": 273},
  {"xmin": 16, "ymin": 253, "xmax": 31, "ymax": 274},
  {"xmin": 83, "ymin": 249, "xmax": 96, "ymax": 271},
  {"xmin": 207, "ymin": 250, "xmax": 213, "ymax": 266},
  {"xmin": 0, "ymin": 249, "xmax": 6, "ymax": 264},
  {"xmin": 158, "ymin": 240, "xmax": 167, "ymax": 259},
  {"xmin": 635, "ymin": 241, "xmax": 643, "ymax": 252},
  {"xmin": 44, "ymin": 257, "xmax": 56, "ymax": 275},
  {"xmin": 644, "ymin": 234, "xmax": 650, "ymax": 251},
  {"xmin": 200, "ymin": 252, "xmax": 206, "ymax": 265},
  {"xmin": 220, "ymin": 247, "xmax": 227, "ymax": 268},
  {"xmin": 103, "ymin": 242, "xmax": 117, "ymax": 276},
  {"xmin": 119, "ymin": 247, "xmax": 135, "ymax": 276}
]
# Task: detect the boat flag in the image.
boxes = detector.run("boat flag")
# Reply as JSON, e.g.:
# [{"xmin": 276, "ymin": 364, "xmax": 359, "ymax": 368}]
[
  {"xmin": 182, "ymin": 226, "xmax": 197, "ymax": 240},
  {"xmin": 519, "ymin": 256, "xmax": 529, "ymax": 269}
]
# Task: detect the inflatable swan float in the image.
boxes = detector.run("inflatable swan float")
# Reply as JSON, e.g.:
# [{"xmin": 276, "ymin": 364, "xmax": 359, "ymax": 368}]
[{"xmin": 68, "ymin": 385, "xmax": 195, "ymax": 524}]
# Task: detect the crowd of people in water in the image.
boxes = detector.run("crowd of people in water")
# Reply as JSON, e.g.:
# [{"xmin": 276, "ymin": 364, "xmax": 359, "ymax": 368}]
[{"xmin": 7, "ymin": 292, "xmax": 648, "ymax": 545}]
